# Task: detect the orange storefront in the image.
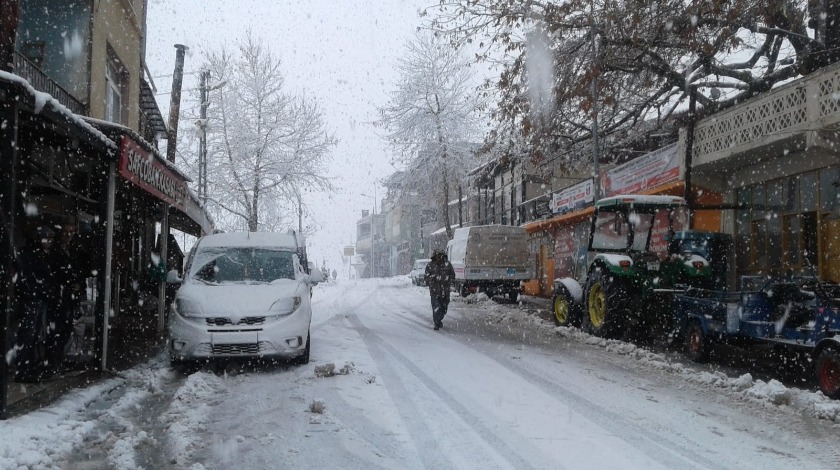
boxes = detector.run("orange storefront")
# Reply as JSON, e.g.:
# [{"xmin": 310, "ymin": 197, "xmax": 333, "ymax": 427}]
[{"xmin": 523, "ymin": 144, "xmax": 722, "ymax": 298}]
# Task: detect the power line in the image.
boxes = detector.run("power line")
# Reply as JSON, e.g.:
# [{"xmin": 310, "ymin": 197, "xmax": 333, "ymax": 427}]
[{"xmin": 151, "ymin": 70, "xmax": 202, "ymax": 79}]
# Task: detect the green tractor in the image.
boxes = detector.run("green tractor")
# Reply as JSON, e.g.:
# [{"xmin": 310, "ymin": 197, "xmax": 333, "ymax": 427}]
[{"xmin": 552, "ymin": 195, "xmax": 716, "ymax": 340}]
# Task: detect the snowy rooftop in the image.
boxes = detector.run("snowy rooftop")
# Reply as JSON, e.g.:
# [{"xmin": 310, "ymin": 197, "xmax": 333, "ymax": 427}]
[{"xmin": 0, "ymin": 71, "xmax": 116, "ymax": 150}]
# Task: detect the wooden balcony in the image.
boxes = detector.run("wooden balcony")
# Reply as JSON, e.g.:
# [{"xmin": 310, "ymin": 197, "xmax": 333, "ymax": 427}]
[
  {"xmin": 12, "ymin": 51, "xmax": 87, "ymax": 116},
  {"xmin": 691, "ymin": 60, "xmax": 840, "ymax": 169}
]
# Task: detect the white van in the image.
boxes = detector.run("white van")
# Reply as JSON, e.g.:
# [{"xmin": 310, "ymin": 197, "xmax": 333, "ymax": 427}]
[
  {"xmin": 447, "ymin": 225, "xmax": 531, "ymax": 301},
  {"xmin": 167, "ymin": 230, "xmax": 317, "ymax": 365}
]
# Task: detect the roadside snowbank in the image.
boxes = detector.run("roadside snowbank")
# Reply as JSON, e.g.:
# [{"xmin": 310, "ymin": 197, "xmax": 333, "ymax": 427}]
[{"xmin": 470, "ymin": 295, "xmax": 840, "ymax": 422}]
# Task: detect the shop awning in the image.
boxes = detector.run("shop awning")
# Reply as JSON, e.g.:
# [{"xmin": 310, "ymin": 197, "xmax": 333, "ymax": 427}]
[{"xmin": 84, "ymin": 119, "xmax": 214, "ymax": 236}]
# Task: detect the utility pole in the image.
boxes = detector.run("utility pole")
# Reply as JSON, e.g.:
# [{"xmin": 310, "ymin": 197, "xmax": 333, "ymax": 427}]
[
  {"xmin": 589, "ymin": 3, "xmax": 601, "ymax": 200},
  {"xmin": 198, "ymin": 69, "xmax": 210, "ymax": 205},
  {"xmin": 166, "ymin": 44, "xmax": 188, "ymax": 163}
]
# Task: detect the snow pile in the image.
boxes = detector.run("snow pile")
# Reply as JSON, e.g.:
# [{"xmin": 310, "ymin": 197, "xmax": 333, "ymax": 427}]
[
  {"xmin": 452, "ymin": 292, "xmax": 490, "ymax": 304},
  {"xmin": 314, "ymin": 362, "xmax": 355, "ymax": 377},
  {"xmin": 470, "ymin": 302, "xmax": 840, "ymax": 422},
  {"xmin": 0, "ymin": 377, "xmax": 125, "ymax": 469},
  {"xmin": 161, "ymin": 371, "xmax": 225, "ymax": 467}
]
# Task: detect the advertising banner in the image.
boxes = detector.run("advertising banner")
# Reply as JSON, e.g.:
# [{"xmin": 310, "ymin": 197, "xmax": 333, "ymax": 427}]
[
  {"xmin": 550, "ymin": 178, "xmax": 594, "ymax": 214},
  {"xmin": 601, "ymin": 143, "xmax": 680, "ymax": 197}
]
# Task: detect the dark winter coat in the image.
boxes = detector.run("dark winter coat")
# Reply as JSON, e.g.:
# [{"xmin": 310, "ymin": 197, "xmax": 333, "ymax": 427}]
[
  {"xmin": 15, "ymin": 245, "xmax": 57, "ymax": 304},
  {"xmin": 53, "ymin": 240, "xmax": 89, "ymax": 311},
  {"xmin": 425, "ymin": 253, "xmax": 454, "ymax": 298}
]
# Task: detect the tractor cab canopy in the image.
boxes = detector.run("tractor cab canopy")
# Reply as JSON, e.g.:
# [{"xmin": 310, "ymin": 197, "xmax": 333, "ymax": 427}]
[{"xmin": 590, "ymin": 195, "xmax": 690, "ymax": 256}]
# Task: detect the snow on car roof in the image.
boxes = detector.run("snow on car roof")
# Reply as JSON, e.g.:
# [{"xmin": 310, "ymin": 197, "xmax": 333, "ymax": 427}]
[{"xmin": 197, "ymin": 231, "xmax": 300, "ymax": 250}]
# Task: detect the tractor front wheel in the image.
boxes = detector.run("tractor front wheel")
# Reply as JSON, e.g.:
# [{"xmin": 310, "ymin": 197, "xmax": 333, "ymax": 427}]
[
  {"xmin": 552, "ymin": 287, "xmax": 574, "ymax": 327},
  {"xmin": 583, "ymin": 268, "xmax": 626, "ymax": 338}
]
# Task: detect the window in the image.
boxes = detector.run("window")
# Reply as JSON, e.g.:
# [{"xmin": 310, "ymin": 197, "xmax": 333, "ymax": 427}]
[
  {"xmin": 820, "ymin": 167, "xmax": 839, "ymax": 212},
  {"xmin": 591, "ymin": 210, "xmax": 629, "ymax": 250},
  {"xmin": 105, "ymin": 50, "xmax": 127, "ymax": 124},
  {"xmin": 21, "ymin": 41, "xmax": 45, "ymax": 67}
]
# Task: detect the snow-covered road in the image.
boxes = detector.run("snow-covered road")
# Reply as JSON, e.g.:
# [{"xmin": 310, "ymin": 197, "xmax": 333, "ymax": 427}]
[{"xmin": 4, "ymin": 278, "xmax": 840, "ymax": 469}]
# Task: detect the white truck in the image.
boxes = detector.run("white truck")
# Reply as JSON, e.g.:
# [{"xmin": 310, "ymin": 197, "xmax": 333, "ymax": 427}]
[{"xmin": 446, "ymin": 225, "xmax": 531, "ymax": 301}]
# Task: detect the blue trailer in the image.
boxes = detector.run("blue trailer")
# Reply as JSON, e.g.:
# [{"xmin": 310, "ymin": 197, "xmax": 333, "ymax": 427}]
[{"xmin": 673, "ymin": 279, "xmax": 840, "ymax": 398}]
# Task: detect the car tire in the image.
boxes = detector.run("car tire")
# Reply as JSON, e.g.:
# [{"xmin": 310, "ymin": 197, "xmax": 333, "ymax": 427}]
[
  {"xmin": 685, "ymin": 320, "xmax": 711, "ymax": 363},
  {"xmin": 459, "ymin": 284, "xmax": 469, "ymax": 298},
  {"xmin": 509, "ymin": 291, "xmax": 519, "ymax": 303},
  {"xmin": 583, "ymin": 267, "xmax": 626, "ymax": 338},
  {"xmin": 293, "ymin": 332, "xmax": 311, "ymax": 366},
  {"xmin": 816, "ymin": 347, "xmax": 840, "ymax": 399}
]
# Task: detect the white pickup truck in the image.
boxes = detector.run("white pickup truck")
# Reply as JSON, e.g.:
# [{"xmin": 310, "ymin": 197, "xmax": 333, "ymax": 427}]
[{"xmin": 446, "ymin": 225, "xmax": 532, "ymax": 301}]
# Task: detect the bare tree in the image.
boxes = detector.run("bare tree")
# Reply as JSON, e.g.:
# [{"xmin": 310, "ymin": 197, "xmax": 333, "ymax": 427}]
[
  {"xmin": 429, "ymin": 0, "xmax": 838, "ymax": 164},
  {"xmin": 377, "ymin": 31, "xmax": 485, "ymax": 239},
  {"xmin": 203, "ymin": 34, "xmax": 336, "ymax": 232}
]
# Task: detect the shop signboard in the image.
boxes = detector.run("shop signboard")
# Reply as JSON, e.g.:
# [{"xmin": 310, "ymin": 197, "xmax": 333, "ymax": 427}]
[
  {"xmin": 550, "ymin": 179, "xmax": 594, "ymax": 214},
  {"xmin": 118, "ymin": 135, "xmax": 188, "ymax": 211},
  {"xmin": 601, "ymin": 143, "xmax": 680, "ymax": 197}
]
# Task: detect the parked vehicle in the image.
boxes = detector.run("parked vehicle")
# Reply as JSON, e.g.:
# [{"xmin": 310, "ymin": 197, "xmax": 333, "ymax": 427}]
[
  {"xmin": 552, "ymin": 195, "xmax": 713, "ymax": 339},
  {"xmin": 409, "ymin": 258, "xmax": 432, "ymax": 286},
  {"xmin": 167, "ymin": 230, "xmax": 315, "ymax": 365},
  {"xmin": 674, "ymin": 276, "xmax": 840, "ymax": 398},
  {"xmin": 447, "ymin": 225, "xmax": 531, "ymax": 301}
]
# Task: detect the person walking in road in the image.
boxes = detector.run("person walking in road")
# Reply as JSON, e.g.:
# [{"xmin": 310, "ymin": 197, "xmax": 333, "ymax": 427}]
[{"xmin": 424, "ymin": 249, "xmax": 455, "ymax": 330}]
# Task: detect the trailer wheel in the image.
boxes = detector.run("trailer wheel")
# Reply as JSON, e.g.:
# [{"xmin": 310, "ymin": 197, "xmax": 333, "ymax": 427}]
[
  {"xmin": 816, "ymin": 348, "xmax": 840, "ymax": 399},
  {"xmin": 685, "ymin": 321, "xmax": 710, "ymax": 363},
  {"xmin": 509, "ymin": 291, "xmax": 519, "ymax": 303},
  {"xmin": 552, "ymin": 287, "xmax": 573, "ymax": 327},
  {"xmin": 583, "ymin": 268, "xmax": 625, "ymax": 338}
]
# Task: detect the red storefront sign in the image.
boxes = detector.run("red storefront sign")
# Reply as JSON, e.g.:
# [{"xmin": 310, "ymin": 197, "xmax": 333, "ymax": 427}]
[{"xmin": 118, "ymin": 135, "xmax": 188, "ymax": 210}]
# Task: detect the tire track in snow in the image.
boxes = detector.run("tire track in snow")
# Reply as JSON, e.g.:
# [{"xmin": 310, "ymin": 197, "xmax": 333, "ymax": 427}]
[
  {"xmin": 347, "ymin": 312, "xmax": 544, "ymax": 470},
  {"xmin": 386, "ymin": 286, "xmax": 730, "ymax": 470}
]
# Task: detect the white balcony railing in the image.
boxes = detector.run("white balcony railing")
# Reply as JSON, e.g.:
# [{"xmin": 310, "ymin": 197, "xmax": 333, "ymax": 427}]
[{"xmin": 692, "ymin": 60, "xmax": 840, "ymax": 166}]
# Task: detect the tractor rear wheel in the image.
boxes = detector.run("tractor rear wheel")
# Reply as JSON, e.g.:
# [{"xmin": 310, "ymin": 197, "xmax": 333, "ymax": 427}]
[
  {"xmin": 685, "ymin": 321, "xmax": 711, "ymax": 363},
  {"xmin": 816, "ymin": 348, "xmax": 840, "ymax": 399}
]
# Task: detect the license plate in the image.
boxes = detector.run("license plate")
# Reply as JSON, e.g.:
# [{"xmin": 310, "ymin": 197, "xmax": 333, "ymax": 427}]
[
  {"xmin": 647, "ymin": 261, "xmax": 660, "ymax": 271},
  {"xmin": 211, "ymin": 332, "xmax": 259, "ymax": 344},
  {"xmin": 507, "ymin": 268, "xmax": 516, "ymax": 275}
]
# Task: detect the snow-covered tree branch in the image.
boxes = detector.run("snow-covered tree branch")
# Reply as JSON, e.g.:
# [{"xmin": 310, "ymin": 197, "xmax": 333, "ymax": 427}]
[
  {"xmin": 376, "ymin": 31, "xmax": 486, "ymax": 239},
  {"xmin": 203, "ymin": 33, "xmax": 337, "ymax": 232}
]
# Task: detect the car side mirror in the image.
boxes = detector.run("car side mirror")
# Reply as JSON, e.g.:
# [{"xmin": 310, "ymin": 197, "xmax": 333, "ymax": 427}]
[{"xmin": 166, "ymin": 269, "xmax": 182, "ymax": 285}]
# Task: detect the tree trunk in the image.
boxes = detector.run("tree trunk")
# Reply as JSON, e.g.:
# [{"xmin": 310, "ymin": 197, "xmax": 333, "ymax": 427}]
[
  {"xmin": 442, "ymin": 164, "xmax": 452, "ymax": 240},
  {"xmin": 249, "ymin": 182, "xmax": 259, "ymax": 231},
  {"xmin": 436, "ymin": 112, "xmax": 454, "ymax": 240}
]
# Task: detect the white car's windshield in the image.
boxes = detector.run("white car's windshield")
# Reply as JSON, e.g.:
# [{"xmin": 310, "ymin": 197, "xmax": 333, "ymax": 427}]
[{"xmin": 189, "ymin": 247, "xmax": 296, "ymax": 284}]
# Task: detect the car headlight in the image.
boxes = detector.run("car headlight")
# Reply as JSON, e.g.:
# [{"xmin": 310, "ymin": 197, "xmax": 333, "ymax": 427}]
[
  {"xmin": 270, "ymin": 295, "xmax": 302, "ymax": 317},
  {"xmin": 175, "ymin": 298, "xmax": 202, "ymax": 317}
]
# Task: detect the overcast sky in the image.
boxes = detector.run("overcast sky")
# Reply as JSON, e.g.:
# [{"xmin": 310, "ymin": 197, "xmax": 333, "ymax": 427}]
[{"xmin": 145, "ymin": 0, "xmax": 435, "ymax": 275}]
